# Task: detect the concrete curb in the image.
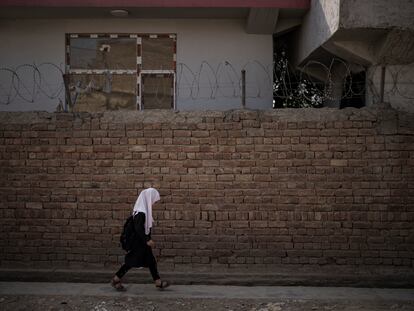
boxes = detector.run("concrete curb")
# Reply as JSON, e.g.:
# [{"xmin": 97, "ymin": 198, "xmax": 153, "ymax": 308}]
[{"xmin": 0, "ymin": 268, "xmax": 413, "ymax": 288}]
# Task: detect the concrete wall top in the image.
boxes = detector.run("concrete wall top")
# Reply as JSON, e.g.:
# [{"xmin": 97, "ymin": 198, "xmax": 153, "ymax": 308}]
[{"xmin": 1, "ymin": 106, "xmax": 412, "ymax": 130}]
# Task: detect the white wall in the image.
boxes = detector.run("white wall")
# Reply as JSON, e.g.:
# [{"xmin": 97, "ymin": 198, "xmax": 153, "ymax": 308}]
[{"xmin": 0, "ymin": 18, "xmax": 273, "ymax": 112}]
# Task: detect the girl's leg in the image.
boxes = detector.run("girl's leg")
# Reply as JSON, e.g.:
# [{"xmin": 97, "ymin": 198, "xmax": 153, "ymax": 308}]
[
  {"xmin": 148, "ymin": 252, "xmax": 169, "ymax": 289},
  {"xmin": 148, "ymin": 254, "xmax": 160, "ymax": 281},
  {"xmin": 112, "ymin": 264, "xmax": 131, "ymax": 290},
  {"xmin": 115, "ymin": 263, "xmax": 131, "ymax": 279}
]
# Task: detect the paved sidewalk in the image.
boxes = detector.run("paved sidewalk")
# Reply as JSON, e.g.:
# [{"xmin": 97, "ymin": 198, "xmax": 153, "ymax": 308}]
[
  {"xmin": 0, "ymin": 282, "xmax": 413, "ymax": 300},
  {"xmin": 2, "ymin": 267, "xmax": 413, "ymax": 288},
  {"xmin": 0, "ymin": 282, "xmax": 413, "ymax": 310}
]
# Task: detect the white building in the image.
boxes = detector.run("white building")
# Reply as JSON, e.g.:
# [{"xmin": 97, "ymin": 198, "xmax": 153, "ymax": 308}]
[{"xmin": 0, "ymin": 0, "xmax": 412, "ymax": 112}]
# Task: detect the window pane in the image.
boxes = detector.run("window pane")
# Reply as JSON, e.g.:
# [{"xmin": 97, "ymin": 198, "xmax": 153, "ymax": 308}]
[
  {"xmin": 70, "ymin": 38, "xmax": 136, "ymax": 70},
  {"xmin": 142, "ymin": 74, "xmax": 173, "ymax": 109},
  {"xmin": 69, "ymin": 74, "xmax": 136, "ymax": 112},
  {"xmin": 142, "ymin": 38, "xmax": 174, "ymax": 70}
]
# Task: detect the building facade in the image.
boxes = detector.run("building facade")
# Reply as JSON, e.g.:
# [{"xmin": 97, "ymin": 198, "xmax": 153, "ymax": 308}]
[{"xmin": 0, "ymin": 0, "xmax": 311, "ymax": 112}]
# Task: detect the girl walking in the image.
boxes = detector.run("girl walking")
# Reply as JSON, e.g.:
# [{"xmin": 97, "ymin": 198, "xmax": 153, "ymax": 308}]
[{"xmin": 111, "ymin": 187, "xmax": 169, "ymax": 291}]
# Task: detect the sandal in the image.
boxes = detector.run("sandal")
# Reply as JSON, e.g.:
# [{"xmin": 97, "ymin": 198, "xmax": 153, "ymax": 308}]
[
  {"xmin": 111, "ymin": 277, "xmax": 126, "ymax": 292},
  {"xmin": 155, "ymin": 280, "xmax": 170, "ymax": 290}
]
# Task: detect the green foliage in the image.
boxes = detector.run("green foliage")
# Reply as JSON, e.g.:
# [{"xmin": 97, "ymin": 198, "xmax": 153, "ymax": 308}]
[{"xmin": 273, "ymin": 50, "xmax": 323, "ymax": 108}]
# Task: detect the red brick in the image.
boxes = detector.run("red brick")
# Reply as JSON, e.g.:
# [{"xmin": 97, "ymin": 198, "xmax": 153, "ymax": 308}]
[{"xmin": 1, "ymin": 110, "xmax": 412, "ymax": 271}]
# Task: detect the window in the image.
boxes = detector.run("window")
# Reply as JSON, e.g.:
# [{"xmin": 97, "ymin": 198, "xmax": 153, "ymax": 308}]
[
  {"xmin": 142, "ymin": 74, "xmax": 174, "ymax": 109},
  {"xmin": 66, "ymin": 33, "xmax": 176, "ymax": 112}
]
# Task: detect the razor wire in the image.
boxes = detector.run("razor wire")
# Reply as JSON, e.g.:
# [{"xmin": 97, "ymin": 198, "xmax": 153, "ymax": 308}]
[
  {"xmin": 0, "ymin": 60, "xmax": 413, "ymax": 108},
  {"xmin": 274, "ymin": 56, "xmax": 360, "ymax": 107},
  {"xmin": 176, "ymin": 60, "xmax": 273, "ymax": 100},
  {"xmin": 366, "ymin": 64, "xmax": 414, "ymax": 101},
  {"xmin": 0, "ymin": 63, "xmax": 65, "ymax": 106},
  {"xmin": 274, "ymin": 56, "xmax": 414, "ymax": 107}
]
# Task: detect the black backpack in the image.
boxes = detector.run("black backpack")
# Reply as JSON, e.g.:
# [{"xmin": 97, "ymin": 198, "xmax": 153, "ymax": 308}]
[{"xmin": 120, "ymin": 215, "xmax": 136, "ymax": 251}]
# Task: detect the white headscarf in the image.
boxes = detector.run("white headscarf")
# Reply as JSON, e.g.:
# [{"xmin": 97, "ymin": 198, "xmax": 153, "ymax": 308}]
[{"xmin": 132, "ymin": 188, "xmax": 160, "ymax": 235}]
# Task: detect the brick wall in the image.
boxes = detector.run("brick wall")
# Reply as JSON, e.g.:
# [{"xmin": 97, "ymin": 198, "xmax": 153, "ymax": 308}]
[{"xmin": 0, "ymin": 107, "xmax": 413, "ymax": 271}]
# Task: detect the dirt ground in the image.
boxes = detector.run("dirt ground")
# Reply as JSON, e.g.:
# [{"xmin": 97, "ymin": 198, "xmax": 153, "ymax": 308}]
[{"xmin": 1, "ymin": 295, "xmax": 413, "ymax": 311}]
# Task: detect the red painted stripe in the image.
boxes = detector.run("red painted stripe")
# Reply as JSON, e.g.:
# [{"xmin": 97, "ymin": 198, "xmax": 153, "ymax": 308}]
[{"xmin": 0, "ymin": 0, "xmax": 310, "ymax": 8}]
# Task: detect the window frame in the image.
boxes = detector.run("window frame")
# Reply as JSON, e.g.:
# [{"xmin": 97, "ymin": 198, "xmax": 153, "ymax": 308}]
[{"xmin": 65, "ymin": 33, "xmax": 177, "ymax": 111}]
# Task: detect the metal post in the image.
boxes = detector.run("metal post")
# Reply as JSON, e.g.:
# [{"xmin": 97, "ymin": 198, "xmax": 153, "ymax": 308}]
[
  {"xmin": 241, "ymin": 69, "xmax": 246, "ymax": 109},
  {"xmin": 379, "ymin": 66, "xmax": 386, "ymax": 103},
  {"xmin": 63, "ymin": 74, "xmax": 73, "ymax": 112}
]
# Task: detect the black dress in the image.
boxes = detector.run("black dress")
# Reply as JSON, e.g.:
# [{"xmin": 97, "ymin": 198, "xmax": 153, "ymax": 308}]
[
  {"xmin": 115, "ymin": 212, "xmax": 160, "ymax": 281},
  {"xmin": 124, "ymin": 212, "xmax": 157, "ymax": 269}
]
